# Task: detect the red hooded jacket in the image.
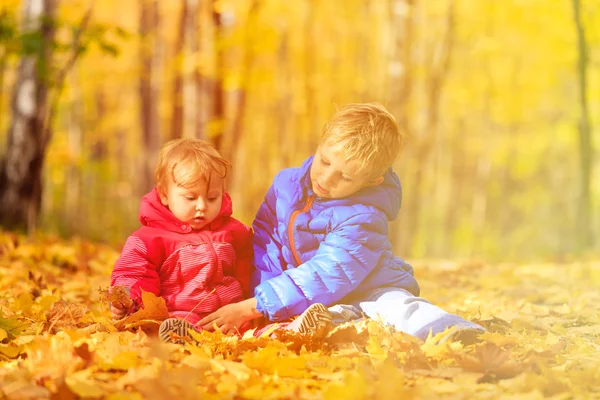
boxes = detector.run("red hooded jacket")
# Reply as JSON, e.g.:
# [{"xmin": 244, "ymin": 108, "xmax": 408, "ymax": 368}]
[{"xmin": 110, "ymin": 188, "xmax": 253, "ymax": 324}]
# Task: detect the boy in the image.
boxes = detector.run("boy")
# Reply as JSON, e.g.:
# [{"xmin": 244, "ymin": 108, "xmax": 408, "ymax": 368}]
[
  {"xmin": 110, "ymin": 138, "xmax": 254, "ymax": 340},
  {"xmin": 198, "ymin": 103, "xmax": 483, "ymax": 343}
]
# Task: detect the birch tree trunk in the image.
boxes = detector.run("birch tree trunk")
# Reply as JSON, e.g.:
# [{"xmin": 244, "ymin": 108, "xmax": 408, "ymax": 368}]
[{"xmin": 0, "ymin": 0, "xmax": 57, "ymax": 232}]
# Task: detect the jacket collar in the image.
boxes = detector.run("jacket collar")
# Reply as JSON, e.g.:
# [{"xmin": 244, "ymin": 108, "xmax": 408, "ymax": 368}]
[{"xmin": 297, "ymin": 156, "xmax": 403, "ymax": 221}]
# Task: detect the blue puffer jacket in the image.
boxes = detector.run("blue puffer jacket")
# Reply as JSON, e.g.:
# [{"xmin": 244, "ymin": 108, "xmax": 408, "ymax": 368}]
[{"xmin": 251, "ymin": 156, "xmax": 419, "ymax": 321}]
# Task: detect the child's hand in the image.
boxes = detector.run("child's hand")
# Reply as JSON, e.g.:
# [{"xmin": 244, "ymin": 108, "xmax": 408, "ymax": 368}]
[
  {"xmin": 108, "ymin": 286, "xmax": 134, "ymax": 320},
  {"xmin": 110, "ymin": 302, "xmax": 129, "ymax": 320}
]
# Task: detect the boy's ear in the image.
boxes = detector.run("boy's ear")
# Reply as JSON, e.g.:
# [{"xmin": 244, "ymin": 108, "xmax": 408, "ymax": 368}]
[{"xmin": 366, "ymin": 176, "xmax": 384, "ymax": 187}]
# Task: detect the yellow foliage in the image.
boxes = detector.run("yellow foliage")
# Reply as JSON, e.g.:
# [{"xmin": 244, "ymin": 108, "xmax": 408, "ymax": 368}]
[{"xmin": 1, "ymin": 231, "xmax": 600, "ymax": 398}]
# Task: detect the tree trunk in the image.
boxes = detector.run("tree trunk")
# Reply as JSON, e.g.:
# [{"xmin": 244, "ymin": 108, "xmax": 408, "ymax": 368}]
[
  {"xmin": 572, "ymin": 0, "xmax": 593, "ymax": 250},
  {"xmin": 388, "ymin": 0, "xmax": 415, "ymax": 255},
  {"xmin": 139, "ymin": 0, "xmax": 161, "ymax": 193},
  {"xmin": 64, "ymin": 69, "xmax": 83, "ymax": 234},
  {"xmin": 226, "ymin": 0, "xmax": 258, "ymax": 172},
  {"xmin": 169, "ymin": 0, "xmax": 188, "ymax": 141},
  {"xmin": 405, "ymin": 0, "xmax": 454, "ymax": 256},
  {"xmin": 210, "ymin": 3, "xmax": 225, "ymax": 153},
  {"xmin": 182, "ymin": 0, "xmax": 200, "ymax": 139},
  {"xmin": 0, "ymin": 0, "xmax": 57, "ymax": 232}
]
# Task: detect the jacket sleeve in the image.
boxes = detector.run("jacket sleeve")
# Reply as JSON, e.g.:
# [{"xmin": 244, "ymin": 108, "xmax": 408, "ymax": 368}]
[
  {"xmin": 250, "ymin": 183, "xmax": 287, "ymax": 292},
  {"xmin": 110, "ymin": 235, "xmax": 161, "ymax": 306},
  {"xmin": 230, "ymin": 221, "xmax": 254, "ymax": 297},
  {"xmin": 254, "ymin": 210, "xmax": 389, "ymax": 321}
]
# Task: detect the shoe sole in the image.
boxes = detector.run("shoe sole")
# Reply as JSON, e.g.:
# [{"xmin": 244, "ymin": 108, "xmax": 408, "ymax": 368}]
[
  {"xmin": 294, "ymin": 303, "xmax": 333, "ymax": 337},
  {"xmin": 159, "ymin": 318, "xmax": 194, "ymax": 344}
]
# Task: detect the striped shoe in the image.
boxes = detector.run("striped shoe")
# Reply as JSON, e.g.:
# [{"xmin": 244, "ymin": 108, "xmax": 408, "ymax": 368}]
[
  {"xmin": 158, "ymin": 318, "xmax": 195, "ymax": 344},
  {"xmin": 287, "ymin": 303, "xmax": 333, "ymax": 339}
]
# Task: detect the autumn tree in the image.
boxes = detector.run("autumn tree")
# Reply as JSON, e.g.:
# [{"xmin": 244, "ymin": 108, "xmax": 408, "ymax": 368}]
[{"xmin": 0, "ymin": 0, "xmax": 58, "ymax": 232}]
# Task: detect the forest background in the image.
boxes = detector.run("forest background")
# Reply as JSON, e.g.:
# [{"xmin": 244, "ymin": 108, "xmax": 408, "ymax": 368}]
[{"xmin": 0, "ymin": 0, "xmax": 598, "ymax": 261}]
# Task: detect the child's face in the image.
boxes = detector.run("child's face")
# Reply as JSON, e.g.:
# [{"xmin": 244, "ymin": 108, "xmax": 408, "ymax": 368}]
[
  {"xmin": 159, "ymin": 172, "xmax": 224, "ymax": 230},
  {"xmin": 310, "ymin": 140, "xmax": 383, "ymax": 199}
]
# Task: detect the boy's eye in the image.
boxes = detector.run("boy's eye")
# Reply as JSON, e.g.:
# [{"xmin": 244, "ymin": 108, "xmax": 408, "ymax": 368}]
[
  {"xmin": 185, "ymin": 196, "xmax": 195, "ymax": 201},
  {"xmin": 342, "ymin": 176, "xmax": 352, "ymax": 182},
  {"xmin": 208, "ymin": 197, "xmax": 218, "ymax": 202},
  {"xmin": 321, "ymin": 158, "xmax": 330, "ymax": 166}
]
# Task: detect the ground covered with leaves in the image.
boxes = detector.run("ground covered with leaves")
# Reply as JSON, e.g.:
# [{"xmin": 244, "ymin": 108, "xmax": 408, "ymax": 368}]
[{"xmin": 0, "ymin": 232, "xmax": 599, "ymax": 399}]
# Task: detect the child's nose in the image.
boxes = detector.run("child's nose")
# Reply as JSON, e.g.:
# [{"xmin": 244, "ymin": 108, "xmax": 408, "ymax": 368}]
[
  {"xmin": 195, "ymin": 198, "xmax": 207, "ymax": 211},
  {"xmin": 322, "ymin": 171, "xmax": 337, "ymax": 187}
]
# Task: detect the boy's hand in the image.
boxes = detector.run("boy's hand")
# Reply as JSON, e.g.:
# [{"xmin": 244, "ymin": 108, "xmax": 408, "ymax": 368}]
[{"xmin": 198, "ymin": 298, "xmax": 262, "ymax": 334}]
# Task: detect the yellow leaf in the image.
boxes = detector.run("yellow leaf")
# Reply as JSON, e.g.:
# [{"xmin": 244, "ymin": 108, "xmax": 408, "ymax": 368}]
[
  {"xmin": 38, "ymin": 295, "xmax": 60, "ymax": 316},
  {"xmin": 545, "ymin": 332, "xmax": 561, "ymax": 347},
  {"xmin": 15, "ymin": 292, "xmax": 33, "ymax": 316},
  {"xmin": 366, "ymin": 335, "xmax": 387, "ymax": 361},
  {"xmin": 106, "ymin": 393, "xmax": 144, "ymax": 400},
  {"xmin": 181, "ymin": 354, "xmax": 211, "ymax": 370},
  {"xmin": 66, "ymin": 371, "xmax": 105, "ymax": 398},
  {"xmin": 479, "ymin": 331, "xmax": 520, "ymax": 347},
  {"xmin": 103, "ymin": 351, "xmax": 140, "ymax": 371},
  {"xmin": 0, "ymin": 343, "xmax": 24, "ymax": 358},
  {"xmin": 0, "ymin": 328, "xmax": 7, "ymax": 341},
  {"xmin": 324, "ymin": 372, "xmax": 368, "ymax": 400},
  {"xmin": 114, "ymin": 290, "xmax": 169, "ymax": 331}
]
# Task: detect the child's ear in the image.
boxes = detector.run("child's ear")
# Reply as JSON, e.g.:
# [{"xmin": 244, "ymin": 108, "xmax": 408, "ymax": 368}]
[
  {"xmin": 366, "ymin": 176, "xmax": 384, "ymax": 187},
  {"xmin": 157, "ymin": 187, "xmax": 169, "ymax": 206}
]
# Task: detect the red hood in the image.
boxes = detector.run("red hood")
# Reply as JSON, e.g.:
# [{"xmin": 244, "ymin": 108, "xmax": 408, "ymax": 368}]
[{"xmin": 139, "ymin": 187, "xmax": 233, "ymax": 233}]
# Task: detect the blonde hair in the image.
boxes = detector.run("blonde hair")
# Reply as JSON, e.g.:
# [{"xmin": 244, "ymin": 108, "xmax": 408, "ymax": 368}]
[
  {"xmin": 321, "ymin": 103, "xmax": 402, "ymax": 179},
  {"xmin": 155, "ymin": 138, "xmax": 230, "ymax": 195}
]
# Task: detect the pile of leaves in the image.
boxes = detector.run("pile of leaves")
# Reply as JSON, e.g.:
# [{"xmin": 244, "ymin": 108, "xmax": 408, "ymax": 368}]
[{"xmin": 0, "ymin": 231, "xmax": 599, "ymax": 399}]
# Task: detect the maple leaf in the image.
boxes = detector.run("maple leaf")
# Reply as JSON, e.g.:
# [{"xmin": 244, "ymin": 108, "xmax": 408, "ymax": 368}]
[
  {"xmin": 43, "ymin": 300, "xmax": 88, "ymax": 334},
  {"xmin": 107, "ymin": 286, "xmax": 134, "ymax": 311},
  {"xmin": 0, "ymin": 316, "xmax": 26, "ymax": 340},
  {"xmin": 113, "ymin": 290, "xmax": 169, "ymax": 332},
  {"xmin": 458, "ymin": 342, "xmax": 524, "ymax": 381},
  {"xmin": 326, "ymin": 321, "xmax": 369, "ymax": 347}
]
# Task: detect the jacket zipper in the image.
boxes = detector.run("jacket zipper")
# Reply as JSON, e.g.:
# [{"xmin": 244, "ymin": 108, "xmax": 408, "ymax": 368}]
[{"xmin": 286, "ymin": 195, "xmax": 315, "ymax": 269}]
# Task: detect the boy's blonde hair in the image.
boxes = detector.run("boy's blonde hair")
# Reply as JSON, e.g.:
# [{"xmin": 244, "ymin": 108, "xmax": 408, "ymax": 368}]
[
  {"xmin": 321, "ymin": 103, "xmax": 402, "ymax": 179},
  {"xmin": 155, "ymin": 138, "xmax": 230, "ymax": 195}
]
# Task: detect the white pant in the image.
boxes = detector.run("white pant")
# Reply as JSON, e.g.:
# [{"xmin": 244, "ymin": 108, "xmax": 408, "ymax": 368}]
[{"xmin": 329, "ymin": 287, "xmax": 484, "ymax": 340}]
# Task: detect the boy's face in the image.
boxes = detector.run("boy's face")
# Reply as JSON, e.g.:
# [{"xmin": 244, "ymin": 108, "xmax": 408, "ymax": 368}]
[
  {"xmin": 310, "ymin": 140, "xmax": 383, "ymax": 199},
  {"xmin": 159, "ymin": 171, "xmax": 224, "ymax": 230}
]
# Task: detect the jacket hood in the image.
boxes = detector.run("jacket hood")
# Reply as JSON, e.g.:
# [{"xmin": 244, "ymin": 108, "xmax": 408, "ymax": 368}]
[
  {"xmin": 139, "ymin": 187, "xmax": 233, "ymax": 233},
  {"xmin": 299, "ymin": 156, "xmax": 403, "ymax": 221}
]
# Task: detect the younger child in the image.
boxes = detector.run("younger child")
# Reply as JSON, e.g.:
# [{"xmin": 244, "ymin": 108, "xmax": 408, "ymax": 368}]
[
  {"xmin": 111, "ymin": 138, "xmax": 330, "ymax": 342},
  {"xmin": 197, "ymin": 103, "xmax": 484, "ymax": 343},
  {"xmin": 110, "ymin": 138, "xmax": 254, "ymax": 340}
]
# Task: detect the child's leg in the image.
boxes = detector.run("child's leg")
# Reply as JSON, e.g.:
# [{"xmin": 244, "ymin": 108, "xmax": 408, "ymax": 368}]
[
  {"xmin": 328, "ymin": 304, "xmax": 363, "ymax": 325},
  {"xmin": 351, "ymin": 287, "xmax": 484, "ymax": 341},
  {"xmin": 285, "ymin": 303, "xmax": 333, "ymax": 337},
  {"xmin": 254, "ymin": 303, "xmax": 334, "ymax": 339},
  {"xmin": 159, "ymin": 318, "xmax": 196, "ymax": 343},
  {"xmin": 158, "ymin": 311, "xmax": 202, "ymax": 344}
]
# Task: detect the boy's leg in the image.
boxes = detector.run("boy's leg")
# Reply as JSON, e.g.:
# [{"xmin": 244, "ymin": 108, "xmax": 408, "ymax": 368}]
[
  {"xmin": 328, "ymin": 304, "xmax": 363, "ymax": 325},
  {"xmin": 352, "ymin": 287, "xmax": 484, "ymax": 342},
  {"xmin": 284, "ymin": 303, "xmax": 333, "ymax": 338}
]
